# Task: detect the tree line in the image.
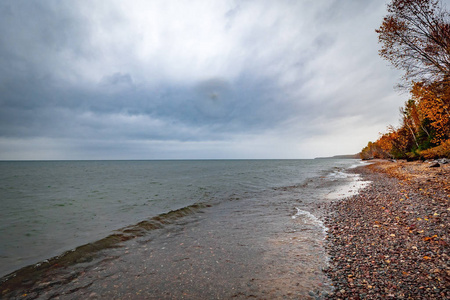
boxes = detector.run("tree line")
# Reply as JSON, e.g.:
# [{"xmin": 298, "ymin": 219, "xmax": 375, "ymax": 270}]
[{"xmin": 361, "ymin": 0, "xmax": 450, "ymax": 160}]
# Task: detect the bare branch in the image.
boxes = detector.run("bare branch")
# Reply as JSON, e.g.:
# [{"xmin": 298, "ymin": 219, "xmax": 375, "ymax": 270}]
[{"xmin": 377, "ymin": 0, "xmax": 450, "ymax": 88}]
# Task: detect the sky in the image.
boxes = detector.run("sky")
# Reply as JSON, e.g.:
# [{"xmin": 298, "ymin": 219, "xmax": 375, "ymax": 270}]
[{"xmin": 0, "ymin": 0, "xmax": 409, "ymax": 160}]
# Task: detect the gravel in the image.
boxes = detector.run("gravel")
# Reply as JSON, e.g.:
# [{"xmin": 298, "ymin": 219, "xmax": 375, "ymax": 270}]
[{"xmin": 324, "ymin": 161, "xmax": 450, "ymax": 299}]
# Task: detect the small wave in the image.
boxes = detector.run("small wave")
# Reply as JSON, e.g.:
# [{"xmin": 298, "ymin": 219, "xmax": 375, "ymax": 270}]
[
  {"xmin": 327, "ymin": 170, "xmax": 351, "ymax": 179},
  {"xmin": 326, "ymin": 176, "xmax": 371, "ymax": 200},
  {"xmin": 291, "ymin": 208, "xmax": 327, "ymax": 233},
  {"xmin": 348, "ymin": 160, "xmax": 370, "ymax": 169},
  {"xmin": 0, "ymin": 202, "xmax": 210, "ymax": 288}
]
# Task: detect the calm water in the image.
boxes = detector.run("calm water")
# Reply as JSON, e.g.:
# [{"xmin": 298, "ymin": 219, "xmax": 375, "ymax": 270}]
[{"xmin": 0, "ymin": 159, "xmax": 362, "ymax": 280}]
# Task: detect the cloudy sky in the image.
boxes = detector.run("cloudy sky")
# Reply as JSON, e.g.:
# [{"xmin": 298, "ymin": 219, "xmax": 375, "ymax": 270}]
[{"xmin": 0, "ymin": 0, "xmax": 408, "ymax": 160}]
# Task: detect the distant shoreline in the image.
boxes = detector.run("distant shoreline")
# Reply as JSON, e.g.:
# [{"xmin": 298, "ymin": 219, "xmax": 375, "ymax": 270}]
[{"xmin": 315, "ymin": 154, "xmax": 360, "ymax": 159}]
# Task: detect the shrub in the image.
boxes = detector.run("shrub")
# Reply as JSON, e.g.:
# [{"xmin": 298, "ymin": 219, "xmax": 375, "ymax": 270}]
[{"xmin": 419, "ymin": 139, "xmax": 450, "ymax": 159}]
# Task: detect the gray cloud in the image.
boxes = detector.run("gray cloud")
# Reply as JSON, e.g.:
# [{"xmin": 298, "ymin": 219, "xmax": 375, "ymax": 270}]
[
  {"xmin": 101, "ymin": 73, "xmax": 134, "ymax": 87},
  {"xmin": 0, "ymin": 0, "xmax": 407, "ymax": 159}
]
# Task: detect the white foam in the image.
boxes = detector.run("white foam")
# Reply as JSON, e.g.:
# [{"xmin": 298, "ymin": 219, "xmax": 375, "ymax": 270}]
[
  {"xmin": 325, "ymin": 161, "xmax": 372, "ymax": 200},
  {"xmin": 326, "ymin": 175, "xmax": 371, "ymax": 200},
  {"xmin": 348, "ymin": 160, "xmax": 368, "ymax": 169},
  {"xmin": 292, "ymin": 207, "xmax": 327, "ymax": 233},
  {"xmin": 327, "ymin": 170, "xmax": 348, "ymax": 179}
]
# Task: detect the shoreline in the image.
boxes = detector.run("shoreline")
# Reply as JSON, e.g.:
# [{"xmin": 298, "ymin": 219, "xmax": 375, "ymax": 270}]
[
  {"xmin": 324, "ymin": 160, "xmax": 449, "ymax": 299},
  {"xmin": 1, "ymin": 160, "xmax": 358, "ymax": 299},
  {"xmin": 3, "ymin": 160, "xmax": 443, "ymax": 299}
]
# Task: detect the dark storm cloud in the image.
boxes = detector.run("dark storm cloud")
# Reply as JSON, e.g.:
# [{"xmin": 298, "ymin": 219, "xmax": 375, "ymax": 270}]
[
  {"xmin": 0, "ymin": 73, "xmax": 301, "ymax": 142},
  {"xmin": 0, "ymin": 0, "xmax": 408, "ymax": 159}
]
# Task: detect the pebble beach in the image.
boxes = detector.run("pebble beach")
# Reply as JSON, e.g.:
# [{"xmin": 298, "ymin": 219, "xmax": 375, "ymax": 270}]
[
  {"xmin": 1, "ymin": 160, "xmax": 448, "ymax": 299},
  {"xmin": 324, "ymin": 160, "xmax": 450, "ymax": 299}
]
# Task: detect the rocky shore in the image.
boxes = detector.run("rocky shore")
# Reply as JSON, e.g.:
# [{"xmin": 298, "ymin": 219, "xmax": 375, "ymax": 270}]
[{"xmin": 324, "ymin": 160, "xmax": 449, "ymax": 299}]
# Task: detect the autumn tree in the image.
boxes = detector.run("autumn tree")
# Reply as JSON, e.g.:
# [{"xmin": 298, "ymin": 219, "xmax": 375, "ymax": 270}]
[
  {"xmin": 360, "ymin": 141, "xmax": 386, "ymax": 159},
  {"xmin": 376, "ymin": 0, "xmax": 450, "ymax": 85},
  {"xmin": 361, "ymin": 0, "xmax": 450, "ymax": 159},
  {"xmin": 412, "ymin": 82, "xmax": 450, "ymax": 144}
]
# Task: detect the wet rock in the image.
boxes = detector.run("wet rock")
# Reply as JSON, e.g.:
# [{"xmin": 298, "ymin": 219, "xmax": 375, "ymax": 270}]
[{"xmin": 438, "ymin": 158, "xmax": 449, "ymax": 164}]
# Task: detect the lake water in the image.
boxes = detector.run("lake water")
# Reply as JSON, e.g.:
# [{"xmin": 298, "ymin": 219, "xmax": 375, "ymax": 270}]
[{"xmin": 0, "ymin": 159, "xmax": 367, "ymax": 298}]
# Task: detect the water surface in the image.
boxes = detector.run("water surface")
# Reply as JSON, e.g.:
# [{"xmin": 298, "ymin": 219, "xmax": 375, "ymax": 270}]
[{"xmin": 0, "ymin": 159, "xmax": 365, "ymax": 298}]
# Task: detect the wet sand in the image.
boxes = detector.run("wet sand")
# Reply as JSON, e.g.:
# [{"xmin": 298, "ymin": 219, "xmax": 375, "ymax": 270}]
[{"xmin": 324, "ymin": 160, "xmax": 450, "ymax": 299}]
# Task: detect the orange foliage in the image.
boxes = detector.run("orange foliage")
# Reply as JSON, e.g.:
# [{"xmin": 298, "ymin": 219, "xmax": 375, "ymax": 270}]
[
  {"xmin": 420, "ymin": 139, "xmax": 450, "ymax": 159},
  {"xmin": 362, "ymin": 0, "xmax": 450, "ymax": 160},
  {"xmin": 412, "ymin": 82, "xmax": 450, "ymax": 145},
  {"xmin": 361, "ymin": 82, "xmax": 450, "ymax": 159}
]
